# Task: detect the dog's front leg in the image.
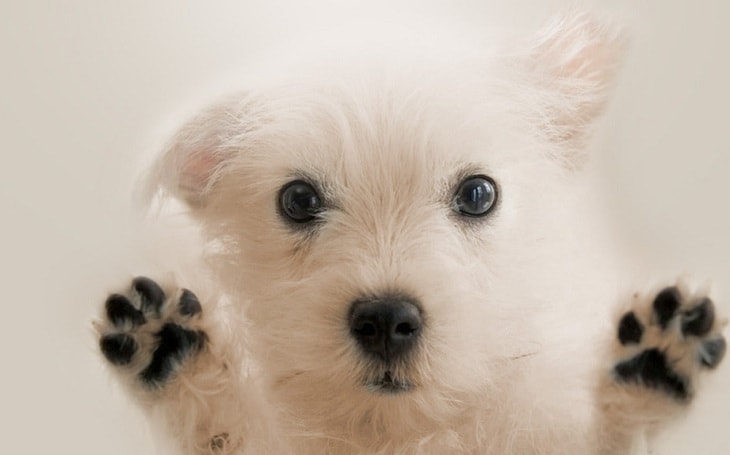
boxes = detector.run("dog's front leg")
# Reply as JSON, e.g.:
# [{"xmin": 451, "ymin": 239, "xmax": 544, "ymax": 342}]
[
  {"xmin": 595, "ymin": 282, "xmax": 726, "ymax": 454},
  {"xmin": 95, "ymin": 276, "xmax": 250, "ymax": 454}
]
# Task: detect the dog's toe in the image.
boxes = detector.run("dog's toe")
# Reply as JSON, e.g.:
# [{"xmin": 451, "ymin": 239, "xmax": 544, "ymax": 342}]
[
  {"xmin": 100, "ymin": 333, "xmax": 138, "ymax": 365},
  {"xmin": 98, "ymin": 278, "xmax": 208, "ymax": 388},
  {"xmin": 613, "ymin": 283, "xmax": 725, "ymax": 402}
]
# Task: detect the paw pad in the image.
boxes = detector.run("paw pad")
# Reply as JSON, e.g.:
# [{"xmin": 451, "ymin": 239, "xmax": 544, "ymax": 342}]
[
  {"xmin": 133, "ymin": 276, "xmax": 166, "ymax": 315},
  {"xmin": 681, "ymin": 297, "xmax": 714, "ymax": 337},
  {"xmin": 105, "ymin": 294, "xmax": 146, "ymax": 328},
  {"xmin": 617, "ymin": 312, "xmax": 643, "ymax": 345},
  {"xmin": 100, "ymin": 333, "xmax": 137, "ymax": 365},
  {"xmin": 652, "ymin": 286, "xmax": 681, "ymax": 329},
  {"xmin": 98, "ymin": 277, "xmax": 207, "ymax": 387},
  {"xmin": 139, "ymin": 323, "xmax": 207, "ymax": 385},
  {"xmin": 613, "ymin": 286, "xmax": 726, "ymax": 401},
  {"xmin": 699, "ymin": 337, "xmax": 726, "ymax": 369},
  {"xmin": 615, "ymin": 348, "xmax": 690, "ymax": 400}
]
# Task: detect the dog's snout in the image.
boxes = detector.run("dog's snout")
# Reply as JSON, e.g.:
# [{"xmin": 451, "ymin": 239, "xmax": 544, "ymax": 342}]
[{"xmin": 348, "ymin": 296, "xmax": 422, "ymax": 362}]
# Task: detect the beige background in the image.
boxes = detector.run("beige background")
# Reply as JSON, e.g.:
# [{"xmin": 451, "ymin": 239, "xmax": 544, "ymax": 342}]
[{"xmin": 1, "ymin": 0, "xmax": 728, "ymax": 453}]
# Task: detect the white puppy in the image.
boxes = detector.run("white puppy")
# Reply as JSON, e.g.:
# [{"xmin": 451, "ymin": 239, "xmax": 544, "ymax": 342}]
[{"xmin": 95, "ymin": 13, "xmax": 726, "ymax": 455}]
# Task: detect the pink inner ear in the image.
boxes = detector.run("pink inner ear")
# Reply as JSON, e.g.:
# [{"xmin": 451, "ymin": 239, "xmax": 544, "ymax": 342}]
[
  {"xmin": 178, "ymin": 151, "xmax": 223, "ymax": 198},
  {"xmin": 528, "ymin": 13, "xmax": 625, "ymax": 97},
  {"xmin": 526, "ymin": 14, "xmax": 625, "ymax": 165},
  {"xmin": 544, "ymin": 18, "xmax": 622, "ymax": 84}
]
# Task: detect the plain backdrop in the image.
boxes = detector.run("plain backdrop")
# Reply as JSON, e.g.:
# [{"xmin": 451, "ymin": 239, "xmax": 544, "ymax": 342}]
[{"xmin": 1, "ymin": 0, "xmax": 728, "ymax": 453}]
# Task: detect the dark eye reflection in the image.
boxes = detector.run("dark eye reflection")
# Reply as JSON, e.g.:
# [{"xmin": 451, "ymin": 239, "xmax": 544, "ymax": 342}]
[
  {"xmin": 279, "ymin": 180, "xmax": 323, "ymax": 223},
  {"xmin": 453, "ymin": 175, "xmax": 497, "ymax": 217}
]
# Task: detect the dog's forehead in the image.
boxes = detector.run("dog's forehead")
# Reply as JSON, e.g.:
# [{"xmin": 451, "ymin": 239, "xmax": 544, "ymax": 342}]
[{"xmin": 253, "ymin": 71, "xmax": 502, "ymax": 193}]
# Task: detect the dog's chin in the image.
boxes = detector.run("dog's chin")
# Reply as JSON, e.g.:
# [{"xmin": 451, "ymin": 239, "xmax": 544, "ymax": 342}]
[{"xmin": 365, "ymin": 371, "xmax": 413, "ymax": 395}]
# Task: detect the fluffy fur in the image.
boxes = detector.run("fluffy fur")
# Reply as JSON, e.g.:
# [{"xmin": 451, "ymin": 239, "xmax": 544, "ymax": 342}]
[{"xmin": 95, "ymin": 13, "xmax": 725, "ymax": 455}]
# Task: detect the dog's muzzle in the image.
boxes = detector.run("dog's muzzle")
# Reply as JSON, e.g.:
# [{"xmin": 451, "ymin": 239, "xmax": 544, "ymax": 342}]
[{"xmin": 348, "ymin": 295, "xmax": 422, "ymax": 363}]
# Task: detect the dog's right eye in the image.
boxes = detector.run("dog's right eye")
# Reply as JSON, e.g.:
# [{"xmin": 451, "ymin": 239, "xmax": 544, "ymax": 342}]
[
  {"xmin": 453, "ymin": 175, "xmax": 498, "ymax": 218},
  {"xmin": 279, "ymin": 180, "xmax": 323, "ymax": 223}
]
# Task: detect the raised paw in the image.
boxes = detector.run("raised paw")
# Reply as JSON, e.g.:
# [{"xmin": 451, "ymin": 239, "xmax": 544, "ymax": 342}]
[
  {"xmin": 97, "ymin": 277, "xmax": 207, "ymax": 388},
  {"xmin": 613, "ymin": 285, "xmax": 726, "ymax": 401}
]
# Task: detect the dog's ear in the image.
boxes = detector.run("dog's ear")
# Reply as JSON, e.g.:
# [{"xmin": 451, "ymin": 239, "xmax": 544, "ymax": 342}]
[
  {"xmin": 525, "ymin": 13, "xmax": 626, "ymax": 167},
  {"xmin": 145, "ymin": 95, "xmax": 256, "ymax": 209}
]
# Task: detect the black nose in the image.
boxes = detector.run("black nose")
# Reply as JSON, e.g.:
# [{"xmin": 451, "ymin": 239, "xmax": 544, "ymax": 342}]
[{"xmin": 348, "ymin": 296, "xmax": 422, "ymax": 362}]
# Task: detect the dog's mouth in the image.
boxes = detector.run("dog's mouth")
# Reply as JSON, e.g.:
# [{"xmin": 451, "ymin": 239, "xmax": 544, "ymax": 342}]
[{"xmin": 365, "ymin": 371, "xmax": 412, "ymax": 395}]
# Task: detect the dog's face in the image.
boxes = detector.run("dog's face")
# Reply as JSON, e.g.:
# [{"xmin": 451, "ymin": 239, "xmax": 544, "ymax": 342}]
[{"xmin": 150, "ymin": 14, "xmax": 622, "ymax": 436}]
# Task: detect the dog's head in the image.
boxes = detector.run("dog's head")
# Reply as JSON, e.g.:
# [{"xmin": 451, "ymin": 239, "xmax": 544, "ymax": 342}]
[{"xmin": 147, "ymin": 14, "xmax": 623, "ymax": 439}]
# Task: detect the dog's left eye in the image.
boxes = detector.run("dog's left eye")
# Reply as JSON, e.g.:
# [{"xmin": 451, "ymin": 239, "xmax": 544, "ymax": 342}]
[
  {"xmin": 453, "ymin": 175, "xmax": 498, "ymax": 217},
  {"xmin": 279, "ymin": 180, "xmax": 323, "ymax": 223}
]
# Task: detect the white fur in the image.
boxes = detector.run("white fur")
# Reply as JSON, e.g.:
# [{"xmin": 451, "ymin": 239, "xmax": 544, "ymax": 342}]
[{"xmin": 96, "ymin": 13, "xmax": 724, "ymax": 455}]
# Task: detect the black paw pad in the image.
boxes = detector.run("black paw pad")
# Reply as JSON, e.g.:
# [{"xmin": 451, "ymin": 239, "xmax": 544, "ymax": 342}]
[
  {"xmin": 106, "ymin": 294, "xmax": 146, "ymax": 328},
  {"xmin": 681, "ymin": 298, "xmax": 715, "ymax": 337},
  {"xmin": 614, "ymin": 348, "xmax": 689, "ymax": 400},
  {"xmin": 178, "ymin": 289, "xmax": 202, "ymax": 317},
  {"xmin": 140, "ymin": 323, "xmax": 207, "ymax": 386},
  {"xmin": 653, "ymin": 287, "xmax": 681, "ymax": 329},
  {"xmin": 699, "ymin": 337, "xmax": 726, "ymax": 369},
  {"xmin": 100, "ymin": 334, "xmax": 138, "ymax": 365},
  {"xmin": 618, "ymin": 312, "xmax": 644, "ymax": 345},
  {"xmin": 133, "ymin": 276, "xmax": 166, "ymax": 315}
]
